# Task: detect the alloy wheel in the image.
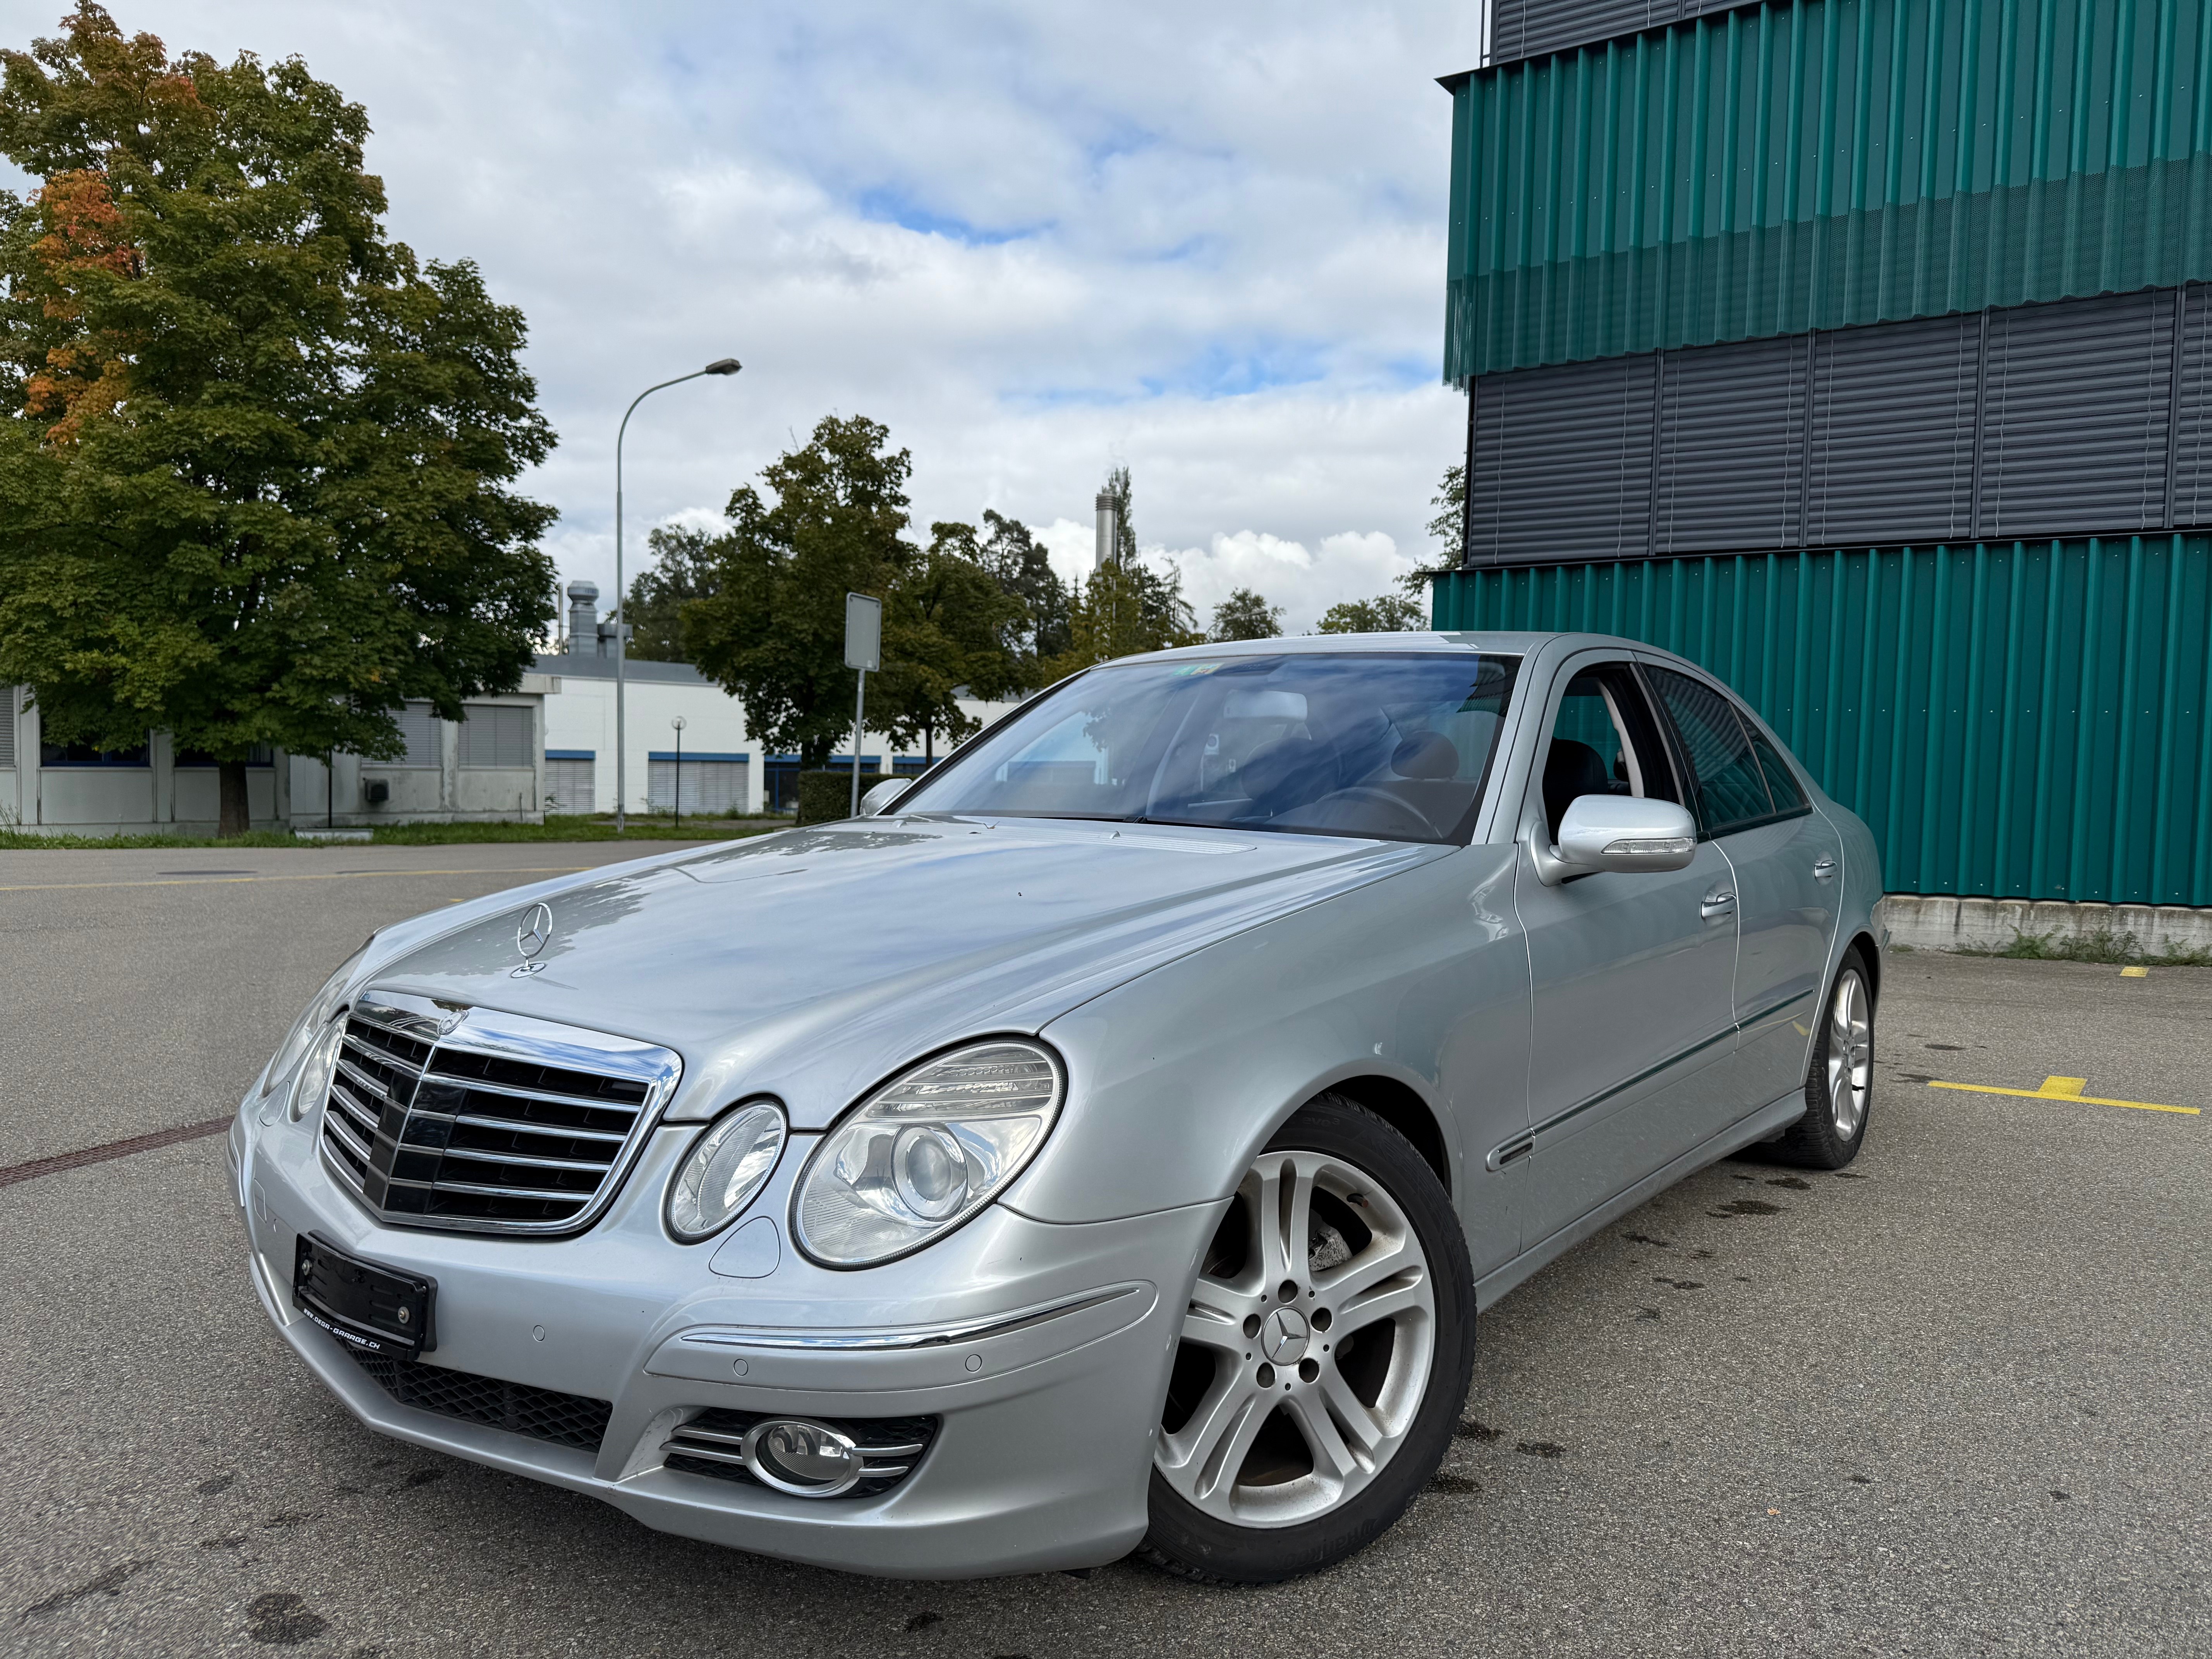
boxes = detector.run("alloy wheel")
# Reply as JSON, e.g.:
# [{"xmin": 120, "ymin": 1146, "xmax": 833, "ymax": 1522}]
[
  {"xmin": 1825, "ymin": 968, "xmax": 1871, "ymax": 1140},
  {"xmin": 1155, "ymin": 1149, "xmax": 1436, "ymax": 1528}
]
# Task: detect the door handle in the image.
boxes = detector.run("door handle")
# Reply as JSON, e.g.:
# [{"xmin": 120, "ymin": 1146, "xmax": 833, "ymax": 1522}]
[
  {"xmin": 1701, "ymin": 888, "xmax": 1736, "ymax": 920},
  {"xmin": 1813, "ymin": 856, "xmax": 1838, "ymax": 882}
]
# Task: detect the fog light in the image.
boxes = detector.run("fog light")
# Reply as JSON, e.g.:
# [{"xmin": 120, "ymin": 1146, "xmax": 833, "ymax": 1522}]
[{"xmin": 742, "ymin": 1419, "xmax": 864, "ymax": 1497}]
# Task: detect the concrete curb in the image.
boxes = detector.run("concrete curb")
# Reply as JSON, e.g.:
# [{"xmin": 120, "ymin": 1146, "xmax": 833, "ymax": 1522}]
[{"xmin": 1881, "ymin": 894, "xmax": 2212, "ymax": 954}]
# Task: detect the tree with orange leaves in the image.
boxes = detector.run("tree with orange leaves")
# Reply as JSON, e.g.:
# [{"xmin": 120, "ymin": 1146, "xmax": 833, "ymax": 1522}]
[{"xmin": 0, "ymin": 3, "xmax": 556, "ymax": 835}]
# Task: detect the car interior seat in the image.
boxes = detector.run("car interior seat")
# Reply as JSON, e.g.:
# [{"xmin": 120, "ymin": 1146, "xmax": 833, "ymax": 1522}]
[{"xmin": 1543, "ymin": 738, "xmax": 1612, "ymax": 843}]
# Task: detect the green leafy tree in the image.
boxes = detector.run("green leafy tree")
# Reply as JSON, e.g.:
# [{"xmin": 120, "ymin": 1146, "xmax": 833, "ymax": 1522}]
[
  {"xmin": 0, "ymin": 4, "xmax": 556, "ymax": 835},
  {"xmin": 683, "ymin": 413, "xmax": 914, "ymax": 767},
  {"xmin": 1041, "ymin": 555, "xmax": 1201, "ymax": 680},
  {"xmin": 1316, "ymin": 593, "xmax": 1426, "ymax": 634},
  {"xmin": 1209, "ymin": 587, "xmax": 1282, "ymax": 641},
  {"xmin": 623, "ymin": 524, "xmax": 718, "ymax": 662},
  {"xmin": 871, "ymin": 522, "xmax": 1027, "ymax": 763},
  {"xmin": 975, "ymin": 508, "xmax": 1070, "ymax": 668},
  {"xmin": 1396, "ymin": 460, "xmax": 1465, "ymax": 605}
]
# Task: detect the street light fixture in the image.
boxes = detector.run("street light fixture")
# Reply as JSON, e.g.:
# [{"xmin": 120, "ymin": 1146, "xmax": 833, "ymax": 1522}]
[
  {"xmin": 613, "ymin": 357, "xmax": 742, "ymax": 833},
  {"xmin": 670, "ymin": 714, "xmax": 687, "ymax": 830}
]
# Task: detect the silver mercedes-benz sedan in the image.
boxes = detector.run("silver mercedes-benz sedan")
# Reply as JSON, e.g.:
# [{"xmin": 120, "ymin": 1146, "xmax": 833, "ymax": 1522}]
[{"xmin": 230, "ymin": 631, "xmax": 1882, "ymax": 1583}]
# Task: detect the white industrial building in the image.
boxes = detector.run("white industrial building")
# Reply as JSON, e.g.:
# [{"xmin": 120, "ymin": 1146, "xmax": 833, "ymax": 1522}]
[
  {"xmin": 2, "ymin": 681, "xmax": 552, "ymax": 836},
  {"xmin": 2, "ymin": 575, "xmax": 1019, "ymax": 835},
  {"xmin": 540, "ymin": 577, "xmax": 1020, "ymax": 817}
]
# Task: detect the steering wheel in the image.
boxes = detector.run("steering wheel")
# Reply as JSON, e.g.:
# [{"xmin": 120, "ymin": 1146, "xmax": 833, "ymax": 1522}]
[{"xmin": 1300, "ymin": 786, "xmax": 1441, "ymax": 841}]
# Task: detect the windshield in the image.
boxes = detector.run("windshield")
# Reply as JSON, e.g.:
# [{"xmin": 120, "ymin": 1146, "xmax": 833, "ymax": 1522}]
[{"xmin": 894, "ymin": 651, "xmax": 1522, "ymax": 844}]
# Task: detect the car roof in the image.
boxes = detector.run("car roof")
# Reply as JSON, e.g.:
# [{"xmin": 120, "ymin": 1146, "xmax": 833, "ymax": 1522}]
[{"xmin": 1104, "ymin": 630, "xmax": 1694, "ymax": 669}]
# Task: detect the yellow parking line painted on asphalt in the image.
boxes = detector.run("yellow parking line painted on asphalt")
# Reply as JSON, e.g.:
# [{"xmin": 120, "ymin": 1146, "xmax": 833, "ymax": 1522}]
[
  {"xmin": 1927, "ymin": 1074, "xmax": 2198, "ymax": 1116},
  {"xmin": 2121, "ymin": 965, "xmax": 2150, "ymax": 977},
  {"xmin": 0, "ymin": 866, "xmax": 592, "ymax": 894}
]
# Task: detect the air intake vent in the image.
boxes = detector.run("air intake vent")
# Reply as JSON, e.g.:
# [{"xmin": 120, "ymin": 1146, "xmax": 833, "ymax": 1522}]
[
  {"xmin": 319, "ymin": 992, "xmax": 681, "ymax": 1236},
  {"xmin": 663, "ymin": 1409, "xmax": 938, "ymax": 1499},
  {"xmin": 346, "ymin": 1348, "xmax": 611, "ymax": 1452}
]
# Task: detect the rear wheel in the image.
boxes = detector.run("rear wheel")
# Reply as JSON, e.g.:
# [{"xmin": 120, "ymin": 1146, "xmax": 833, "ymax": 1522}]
[
  {"xmin": 1139, "ymin": 1094, "xmax": 1474, "ymax": 1585},
  {"xmin": 1764, "ymin": 950, "xmax": 1874, "ymax": 1170}
]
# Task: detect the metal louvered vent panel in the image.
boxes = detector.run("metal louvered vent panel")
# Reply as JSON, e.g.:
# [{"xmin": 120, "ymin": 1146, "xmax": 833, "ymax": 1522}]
[
  {"xmin": 1654, "ymin": 335, "xmax": 1807, "ymax": 554},
  {"xmin": 319, "ymin": 994, "xmax": 681, "ymax": 1237},
  {"xmin": 1488, "ymin": 0, "xmax": 1759, "ymax": 67},
  {"xmin": 1980, "ymin": 290, "xmax": 2176, "ymax": 539},
  {"xmin": 2171, "ymin": 285, "xmax": 2212, "ymax": 527},
  {"xmin": 1807, "ymin": 314, "xmax": 1981, "ymax": 546},
  {"xmin": 1469, "ymin": 355, "xmax": 1656, "ymax": 565}
]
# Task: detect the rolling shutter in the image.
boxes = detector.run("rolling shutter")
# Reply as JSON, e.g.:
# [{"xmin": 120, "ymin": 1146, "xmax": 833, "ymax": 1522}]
[
  {"xmin": 458, "ymin": 704, "xmax": 533, "ymax": 769},
  {"xmin": 1806, "ymin": 314, "xmax": 1980, "ymax": 546},
  {"xmin": 545, "ymin": 757, "xmax": 595, "ymax": 814},
  {"xmin": 1978, "ymin": 290, "xmax": 2176, "ymax": 539},
  {"xmin": 649, "ymin": 759, "xmax": 746, "ymax": 816},
  {"xmin": 1468, "ymin": 355, "xmax": 1657, "ymax": 565},
  {"xmin": 394, "ymin": 702, "xmax": 441, "ymax": 768},
  {"xmin": 1654, "ymin": 335, "xmax": 1807, "ymax": 555},
  {"xmin": 0, "ymin": 687, "xmax": 14, "ymax": 769}
]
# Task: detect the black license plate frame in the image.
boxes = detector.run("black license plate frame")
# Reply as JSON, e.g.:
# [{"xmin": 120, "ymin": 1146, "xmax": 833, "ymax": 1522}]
[{"xmin": 292, "ymin": 1233, "xmax": 437, "ymax": 1357}]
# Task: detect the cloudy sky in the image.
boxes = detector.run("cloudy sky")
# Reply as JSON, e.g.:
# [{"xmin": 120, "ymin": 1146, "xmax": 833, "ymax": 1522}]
[{"xmin": 4, "ymin": 1, "xmax": 1487, "ymax": 633}]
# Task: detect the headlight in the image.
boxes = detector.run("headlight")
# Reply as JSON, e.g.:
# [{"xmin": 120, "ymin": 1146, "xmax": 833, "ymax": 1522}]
[
  {"xmin": 289, "ymin": 1017, "xmax": 348, "ymax": 1122},
  {"xmin": 666, "ymin": 1101, "xmax": 788, "ymax": 1242},
  {"xmin": 792, "ymin": 1040, "xmax": 1064, "ymax": 1267},
  {"xmin": 258, "ymin": 947, "xmax": 365, "ymax": 1102}
]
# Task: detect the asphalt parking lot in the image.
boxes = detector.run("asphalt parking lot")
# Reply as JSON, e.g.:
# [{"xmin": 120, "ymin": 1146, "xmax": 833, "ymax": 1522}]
[{"xmin": 4, "ymin": 844, "xmax": 2208, "ymax": 1657}]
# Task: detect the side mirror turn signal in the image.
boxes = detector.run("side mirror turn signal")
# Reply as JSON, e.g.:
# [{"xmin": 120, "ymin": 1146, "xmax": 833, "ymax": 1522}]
[{"xmin": 1532, "ymin": 795, "xmax": 1698, "ymax": 884}]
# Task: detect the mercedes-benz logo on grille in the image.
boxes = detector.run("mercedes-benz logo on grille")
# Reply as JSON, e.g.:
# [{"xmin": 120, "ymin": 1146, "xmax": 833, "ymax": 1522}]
[{"xmin": 516, "ymin": 902, "xmax": 555, "ymax": 961}]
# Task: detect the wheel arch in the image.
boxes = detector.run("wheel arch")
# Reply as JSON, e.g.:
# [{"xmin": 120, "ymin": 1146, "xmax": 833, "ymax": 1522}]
[
  {"xmin": 1316, "ymin": 1073, "xmax": 1453, "ymax": 1198},
  {"xmin": 1844, "ymin": 929, "xmax": 1881, "ymax": 1003}
]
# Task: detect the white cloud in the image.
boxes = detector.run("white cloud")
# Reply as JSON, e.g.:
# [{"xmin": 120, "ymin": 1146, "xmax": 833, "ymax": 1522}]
[
  {"xmin": 1, "ymin": 0, "xmax": 1481, "ymax": 624},
  {"xmin": 1159, "ymin": 528, "xmax": 1411, "ymax": 636}
]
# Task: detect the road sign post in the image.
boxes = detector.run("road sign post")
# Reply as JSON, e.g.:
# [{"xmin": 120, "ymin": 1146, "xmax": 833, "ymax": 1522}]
[{"xmin": 845, "ymin": 593, "xmax": 883, "ymax": 819}]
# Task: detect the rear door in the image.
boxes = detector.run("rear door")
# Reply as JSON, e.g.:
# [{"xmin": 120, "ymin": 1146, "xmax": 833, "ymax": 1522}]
[
  {"xmin": 1642, "ymin": 665, "xmax": 1842, "ymax": 1115},
  {"xmin": 1513, "ymin": 656, "xmax": 1741, "ymax": 1245}
]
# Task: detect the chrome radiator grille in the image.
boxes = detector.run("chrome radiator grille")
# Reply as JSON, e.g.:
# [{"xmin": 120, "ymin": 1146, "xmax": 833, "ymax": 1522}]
[{"xmin": 319, "ymin": 992, "xmax": 682, "ymax": 1236}]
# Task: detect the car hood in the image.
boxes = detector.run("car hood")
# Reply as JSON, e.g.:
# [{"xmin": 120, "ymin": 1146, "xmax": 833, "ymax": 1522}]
[{"xmin": 361, "ymin": 816, "xmax": 1442, "ymax": 1129}]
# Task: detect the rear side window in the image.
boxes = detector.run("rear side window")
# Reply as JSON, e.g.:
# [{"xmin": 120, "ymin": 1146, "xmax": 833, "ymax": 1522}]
[
  {"xmin": 1645, "ymin": 667, "xmax": 1773, "ymax": 838},
  {"xmin": 1747, "ymin": 728, "xmax": 1808, "ymax": 812}
]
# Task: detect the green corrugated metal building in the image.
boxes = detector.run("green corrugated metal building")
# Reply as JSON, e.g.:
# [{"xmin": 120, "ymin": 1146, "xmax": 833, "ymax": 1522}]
[{"xmin": 1431, "ymin": 0, "xmax": 2212, "ymax": 908}]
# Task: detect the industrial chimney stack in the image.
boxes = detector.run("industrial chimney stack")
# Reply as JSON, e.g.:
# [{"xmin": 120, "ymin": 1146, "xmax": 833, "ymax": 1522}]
[
  {"xmin": 566, "ymin": 580, "xmax": 601, "ymax": 656},
  {"xmin": 1094, "ymin": 491, "xmax": 1120, "ymax": 572}
]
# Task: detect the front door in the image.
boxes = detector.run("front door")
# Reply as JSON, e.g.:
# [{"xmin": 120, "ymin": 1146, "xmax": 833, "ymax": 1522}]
[
  {"xmin": 1643, "ymin": 665, "xmax": 1842, "ymax": 1113},
  {"xmin": 1512, "ymin": 658, "xmax": 1742, "ymax": 1248}
]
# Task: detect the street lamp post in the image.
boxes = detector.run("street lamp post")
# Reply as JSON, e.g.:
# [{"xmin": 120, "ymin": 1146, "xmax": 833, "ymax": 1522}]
[
  {"xmin": 670, "ymin": 715, "xmax": 686, "ymax": 829},
  {"xmin": 614, "ymin": 357, "xmax": 742, "ymax": 833}
]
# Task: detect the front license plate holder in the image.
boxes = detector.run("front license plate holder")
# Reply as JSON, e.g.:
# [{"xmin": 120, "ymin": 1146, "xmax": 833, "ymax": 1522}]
[{"xmin": 292, "ymin": 1233, "xmax": 436, "ymax": 1357}]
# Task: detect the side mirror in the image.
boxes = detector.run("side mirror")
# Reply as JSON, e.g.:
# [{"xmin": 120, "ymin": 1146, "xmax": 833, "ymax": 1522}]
[
  {"xmin": 858, "ymin": 777, "xmax": 912, "ymax": 817},
  {"xmin": 1533, "ymin": 795, "xmax": 1697, "ymax": 884}
]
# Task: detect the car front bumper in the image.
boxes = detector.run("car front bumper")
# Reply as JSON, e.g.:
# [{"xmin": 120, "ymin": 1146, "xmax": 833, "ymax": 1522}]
[{"xmin": 233, "ymin": 1096, "xmax": 1216, "ymax": 1578}]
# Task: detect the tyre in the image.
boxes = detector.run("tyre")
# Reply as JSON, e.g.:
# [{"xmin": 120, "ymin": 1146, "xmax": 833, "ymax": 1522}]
[
  {"xmin": 1139, "ymin": 1092, "xmax": 1475, "ymax": 1585},
  {"xmin": 1764, "ymin": 948, "xmax": 1875, "ymax": 1170}
]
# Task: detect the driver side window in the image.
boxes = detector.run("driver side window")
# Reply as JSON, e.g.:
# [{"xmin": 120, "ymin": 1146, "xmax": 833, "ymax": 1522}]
[{"xmin": 1537, "ymin": 664, "xmax": 1680, "ymax": 844}]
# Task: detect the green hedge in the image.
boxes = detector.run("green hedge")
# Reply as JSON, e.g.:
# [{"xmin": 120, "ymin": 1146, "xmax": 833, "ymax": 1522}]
[{"xmin": 797, "ymin": 769, "xmax": 888, "ymax": 824}]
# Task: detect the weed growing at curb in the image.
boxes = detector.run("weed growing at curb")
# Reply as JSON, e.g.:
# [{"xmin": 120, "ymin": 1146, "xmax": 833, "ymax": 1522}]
[{"xmin": 1954, "ymin": 926, "xmax": 2212, "ymax": 968}]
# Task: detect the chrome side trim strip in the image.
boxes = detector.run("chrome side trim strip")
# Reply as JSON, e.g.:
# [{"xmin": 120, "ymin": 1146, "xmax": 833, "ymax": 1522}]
[
  {"xmin": 678, "ymin": 1283, "xmax": 1144, "ymax": 1353},
  {"xmin": 1736, "ymin": 986, "xmax": 1815, "ymax": 1029}
]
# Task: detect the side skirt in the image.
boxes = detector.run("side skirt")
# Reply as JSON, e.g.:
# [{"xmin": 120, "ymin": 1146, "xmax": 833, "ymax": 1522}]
[{"xmin": 1471, "ymin": 1089, "xmax": 1807, "ymax": 1313}]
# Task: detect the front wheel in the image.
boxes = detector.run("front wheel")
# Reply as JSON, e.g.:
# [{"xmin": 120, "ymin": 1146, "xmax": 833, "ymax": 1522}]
[{"xmin": 1139, "ymin": 1093, "xmax": 1475, "ymax": 1585}]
